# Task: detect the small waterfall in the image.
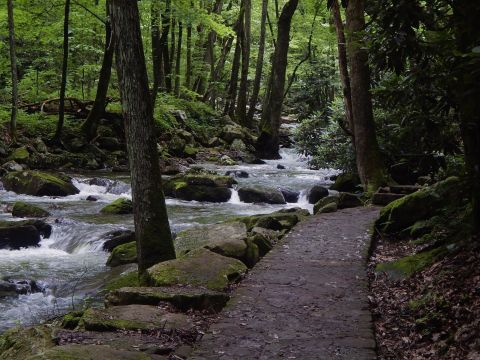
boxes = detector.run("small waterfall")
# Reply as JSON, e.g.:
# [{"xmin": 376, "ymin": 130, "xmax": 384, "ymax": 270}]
[{"xmin": 228, "ymin": 189, "xmax": 242, "ymax": 205}]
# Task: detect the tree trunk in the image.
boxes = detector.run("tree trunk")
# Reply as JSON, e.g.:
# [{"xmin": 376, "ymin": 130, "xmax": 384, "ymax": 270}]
[
  {"xmin": 331, "ymin": 0, "xmax": 354, "ymax": 139},
  {"xmin": 246, "ymin": 0, "xmax": 268, "ymax": 128},
  {"xmin": 151, "ymin": 0, "xmax": 164, "ymax": 105},
  {"xmin": 7, "ymin": 0, "xmax": 18, "ymax": 141},
  {"xmin": 256, "ymin": 0, "xmax": 299, "ymax": 159},
  {"xmin": 345, "ymin": 0, "xmax": 385, "ymax": 193},
  {"xmin": 185, "ymin": 23, "xmax": 192, "ymax": 89},
  {"xmin": 53, "ymin": 0, "xmax": 71, "ymax": 143},
  {"xmin": 81, "ymin": 0, "xmax": 114, "ymax": 141},
  {"xmin": 169, "ymin": 18, "xmax": 176, "ymax": 86},
  {"xmin": 174, "ymin": 22, "xmax": 183, "ymax": 96},
  {"xmin": 110, "ymin": 0, "xmax": 176, "ymax": 280},
  {"xmin": 236, "ymin": 0, "xmax": 251, "ymax": 127},
  {"xmin": 161, "ymin": 0, "xmax": 172, "ymax": 92},
  {"xmin": 452, "ymin": 1, "xmax": 480, "ymax": 233}
]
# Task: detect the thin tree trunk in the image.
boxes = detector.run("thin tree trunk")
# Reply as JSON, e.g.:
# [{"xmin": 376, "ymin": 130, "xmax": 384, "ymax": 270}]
[
  {"xmin": 246, "ymin": 0, "xmax": 268, "ymax": 128},
  {"xmin": 7, "ymin": 0, "xmax": 18, "ymax": 141},
  {"xmin": 185, "ymin": 23, "xmax": 192, "ymax": 89},
  {"xmin": 81, "ymin": 0, "xmax": 114, "ymax": 141},
  {"xmin": 161, "ymin": 0, "xmax": 172, "ymax": 92},
  {"xmin": 169, "ymin": 18, "xmax": 176, "ymax": 88},
  {"xmin": 174, "ymin": 22, "xmax": 183, "ymax": 96},
  {"xmin": 453, "ymin": 1, "xmax": 480, "ymax": 233},
  {"xmin": 236, "ymin": 0, "xmax": 251, "ymax": 127},
  {"xmin": 53, "ymin": 0, "xmax": 71, "ymax": 143},
  {"xmin": 151, "ymin": 0, "xmax": 164, "ymax": 105},
  {"xmin": 110, "ymin": 0, "xmax": 175, "ymax": 281},
  {"xmin": 331, "ymin": 0, "xmax": 354, "ymax": 139},
  {"xmin": 256, "ymin": 0, "xmax": 299, "ymax": 159},
  {"xmin": 345, "ymin": 0, "xmax": 385, "ymax": 193}
]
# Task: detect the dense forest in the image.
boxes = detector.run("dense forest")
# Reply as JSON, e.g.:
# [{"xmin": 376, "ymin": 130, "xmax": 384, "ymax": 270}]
[{"xmin": 0, "ymin": 0, "xmax": 479, "ymax": 359}]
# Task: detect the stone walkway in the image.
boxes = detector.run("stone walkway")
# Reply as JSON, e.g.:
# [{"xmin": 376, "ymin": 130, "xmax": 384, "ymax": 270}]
[{"xmin": 190, "ymin": 207, "xmax": 379, "ymax": 360}]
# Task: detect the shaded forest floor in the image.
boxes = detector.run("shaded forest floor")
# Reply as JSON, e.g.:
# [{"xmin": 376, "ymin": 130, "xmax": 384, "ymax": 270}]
[{"xmin": 369, "ymin": 235, "xmax": 480, "ymax": 359}]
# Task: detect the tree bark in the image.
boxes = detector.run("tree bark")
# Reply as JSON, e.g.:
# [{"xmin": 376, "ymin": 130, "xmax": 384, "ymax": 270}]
[
  {"xmin": 236, "ymin": 0, "xmax": 251, "ymax": 127},
  {"xmin": 53, "ymin": 0, "xmax": 71, "ymax": 143},
  {"xmin": 110, "ymin": 0, "xmax": 176, "ymax": 280},
  {"xmin": 185, "ymin": 23, "xmax": 192, "ymax": 89},
  {"xmin": 7, "ymin": 0, "xmax": 18, "ymax": 141},
  {"xmin": 452, "ymin": 0, "xmax": 480, "ymax": 233},
  {"xmin": 246, "ymin": 0, "xmax": 268, "ymax": 128},
  {"xmin": 151, "ymin": 0, "xmax": 164, "ymax": 105},
  {"xmin": 174, "ymin": 22, "xmax": 183, "ymax": 96},
  {"xmin": 81, "ymin": 0, "xmax": 114, "ymax": 141},
  {"xmin": 345, "ymin": 0, "xmax": 385, "ymax": 193},
  {"xmin": 161, "ymin": 0, "xmax": 172, "ymax": 92},
  {"xmin": 331, "ymin": 0, "xmax": 354, "ymax": 139},
  {"xmin": 169, "ymin": 18, "xmax": 176, "ymax": 86},
  {"xmin": 256, "ymin": 0, "xmax": 299, "ymax": 159}
]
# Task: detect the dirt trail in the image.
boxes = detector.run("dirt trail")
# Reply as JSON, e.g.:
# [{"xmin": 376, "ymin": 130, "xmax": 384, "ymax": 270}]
[{"xmin": 189, "ymin": 207, "xmax": 379, "ymax": 360}]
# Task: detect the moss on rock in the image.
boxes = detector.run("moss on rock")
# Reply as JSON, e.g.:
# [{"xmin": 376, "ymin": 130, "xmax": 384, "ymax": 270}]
[
  {"xmin": 106, "ymin": 242, "xmax": 137, "ymax": 267},
  {"xmin": 12, "ymin": 201, "xmax": 51, "ymax": 218},
  {"xmin": 8, "ymin": 147, "xmax": 29, "ymax": 162},
  {"xmin": 313, "ymin": 195, "xmax": 339, "ymax": 214},
  {"xmin": 0, "ymin": 326, "xmax": 55, "ymax": 360},
  {"xmin": 100, "ymin": 198, "xmax": 133, "ymax": 215},
  {"xmin": 2, "ymin": 171, "xmax": 79, "ymax": 197},
  {"xmin": 105, "ymin": 271, "xmax": 139, "ymax": 291}
]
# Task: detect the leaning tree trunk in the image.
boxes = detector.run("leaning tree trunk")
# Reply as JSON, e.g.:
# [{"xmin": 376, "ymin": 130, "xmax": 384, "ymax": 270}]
[
  {"xmin": 256, "ymin": 0, "xmax": 299, "ymax": 159},
  {"xmin": 346, "ymin": 0, "xmax": 385, "ymax": 193},
  {"xmin": 110, "ymin": 0, "xmax": 176, "ymax": 281},
  {"xmin": 81, "ymin": 0, "xmax": 114, "ymax": 141},
  {"xmin": 246, "ymin": 0, "xmax": 268, "ymax": 127},
  {"xmin": 236, "ymin": 0, "xmax": 251, "ymax": 127},
  {"xmin": 452, "ymin": 0, "xmax": 480, "ymax": 233},
  {"xmin": 7, "ymin": 0, "xmax": 18, "ymax": 141},
  {"xmin": 53, "ymin": 0, "xmax": 71, "ymax": 144},
  {"xmin": 331, "ymin": 0, "xmax": 354, "ymax": 139}
]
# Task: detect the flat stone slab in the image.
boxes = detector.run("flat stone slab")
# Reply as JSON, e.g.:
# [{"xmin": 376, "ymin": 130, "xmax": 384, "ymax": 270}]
[
  {"xmin": 147, "ymin": 248, "xmax": 247, "ymax": 291},
  {"xmin": 105, "ymin": 286, "xmax": 230, "ymax": 312},
  {"xmin": 27, "ymin": 344, "xmax": 165, "ymax": 360},
  {"xmin": 81, "ymin": 305, "xmax": 193, "ymax": 332},
  {"xmin": 190, "ymin": 207, "xmax": 379, "ymax": 359}
]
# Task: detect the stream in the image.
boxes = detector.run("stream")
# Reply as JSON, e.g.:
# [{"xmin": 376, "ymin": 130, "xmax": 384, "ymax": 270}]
[{"xmin": 0, "ymin": 148, "xmax": 336, "ymax": 333}]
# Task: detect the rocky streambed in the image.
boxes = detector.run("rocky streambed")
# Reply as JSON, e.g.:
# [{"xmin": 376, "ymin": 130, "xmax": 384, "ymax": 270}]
[{"xmin": 0, "ymin": 148, "xmax": 338, "ymax": 334}]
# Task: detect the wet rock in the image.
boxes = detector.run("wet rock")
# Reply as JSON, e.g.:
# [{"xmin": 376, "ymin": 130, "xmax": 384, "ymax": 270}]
[
  {"xmin": 164, "ymin": 173, "xmax": 234, "ymax": 203},
  {"xmin": 100, "ymin": 198, "xmax": 133, "ymax": 215},
  {"xmin": 107, "ymin": 242, "xmax": 137, "ymax": 267},
  {"xmin": 238, "ymin": 208, "xmax": 309, "ymax": 232},
  {"xmin": 238, "ymin": 186, "xmax": 286, "ymax": 204},
  {"xmin": 0, "ymin": 160, "xmax": 24, "ymax": 174},
  {"xmin": 81, "ymin": 305, "xmax": 194, "ymax": 332},
  {"xmin": 337, "ymin": 192, "xmax": 363, "ymax": 209},
  {"xmin": 0, "ymin": 279, "xmax": 44, "ymax": 297},
  {"xmin": 2, "ymin": 171, "xmax": 79, "ymax": 197},
  {"xmin": 330, "ymin": 173, "xmax": 361, "ymax": 192},
  {"xmin": 279, "ymin": 188, "xmax": 300, "ymax": 203},
  {"xmin": 307, "ymin": 185, "xmax": 329, "ymax": 204},
  {"xmin": 28, "ymin": 344, "xmax": 166, "ymax": 359},
  {"xmin": 0, "ymin": 281, "xmax": 17, "ymax": 297},
  {"xmin": 277, "ymin": 164, "xmax": 285, "ymax": 170},
  {"xmin": 0, "ymin": 220, "xmax": 51, "ymax": 249},
  {"xmin": 230, "ymin": 139, "xmax": 247, "ymax": 152},
  {"xmin": 313, "ymin": 195, "xmax": 339, "ymax": 214},
  {"xmin": 105, "ymin": 286, "xmax": 230, "ymax": 312},
  {"xmin": 247, "ymin": 158, "xmax": 266, "ymax": 165},
  {"xmin": 225, "ymin": 170, "xmax": 249, "ymax": 178},
  {"xmin": 86, "ymin": 195, "xmax": 98, "ymax": 202},
  {"xmin": 147, "ymin": 248, "xmax": 247, "ymax": 291},
  {"xmin": 317, "ymin": 202, "xmax": 338, "ymax": 214},
  {"xmin": 102, "ymin": 230, "xmax": 135, "ymax": 252},
  {"xmin": 11, "ymin": 201, "xmax": 50, "ymax": 218},
  {"xmin": 218, "ymin": 155, "xmax": 236, "ymax": 166},
  {"xmin": 88, "ymin": 177, "xmax": 111, "ymax": 187}
]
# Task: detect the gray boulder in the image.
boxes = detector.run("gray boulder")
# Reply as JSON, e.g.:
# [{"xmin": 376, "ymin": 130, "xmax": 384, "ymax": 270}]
[{"xmin": 238, "ymin": 186, "xmax": 286, "ymax": 204}]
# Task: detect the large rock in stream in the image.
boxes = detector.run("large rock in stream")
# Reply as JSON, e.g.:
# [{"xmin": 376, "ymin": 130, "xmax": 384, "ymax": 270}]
[
  {"xmin": 238, "ymin": 186, "xmax": 286, "ymax": 204},
  {"xmin": 2, "ymin": 171, "xmax": 79, "ymax": 197},
  {"xmin": 164, "ymin": 173, "xmax": 235, "ymax": 203},
  {"xmin": 147, "ymin": 248, "xmax": 247, "ymax": 291},
  {"xmin": 0, "ymin": 220, "xmax": 52, "ymax": 249},
  {"xmin": 12, "ymin": 201, "xmax": 51, "ymax": 218}
]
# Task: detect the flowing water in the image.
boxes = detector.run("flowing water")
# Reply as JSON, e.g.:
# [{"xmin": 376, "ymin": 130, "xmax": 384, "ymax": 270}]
[{"xmin": 0, "ymin": 148, "xmax": 337, "ymax": 333}]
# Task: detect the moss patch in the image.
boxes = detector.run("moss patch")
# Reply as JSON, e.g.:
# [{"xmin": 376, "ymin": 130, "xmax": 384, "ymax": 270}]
[
  {"xmin": 105, "ymin": 271, "xmax": 139, "ymax": 291},
  {"xmin": 100, "ymin": 198, "xmax": 133, "ymax": 215},
  {"xmin": 11, "ymin": 201, "xmax": 50, "ymax": 218}
]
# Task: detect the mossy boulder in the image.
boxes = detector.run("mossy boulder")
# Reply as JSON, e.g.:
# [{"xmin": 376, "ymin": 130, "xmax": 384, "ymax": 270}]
[
  {"xmin": 80, "ymin": 305, "xmax": 193, "ymax": 332},
  {"xmin": 105, "ymin": 271, "xmax": 139, "ymax": 291},
  {"xmin": 107, "ymin": 242, "xmax": 137, "ymax": 267},
  {"xmin": 11, "ymin": 201, "xmax": 50, "ymax": 218},
  {"xmin": 27, "ymin": 344, "xmax": 165, "ymax": 360},
  {"xmin": 147, "ymin": 248, "xmax": 247, "ymax": 291},
  {"xmin": 8, "ymin": 147, "xmax": 30, "ymax": 162},
  {"xmin": 105, "ymin": 286, "xmax": 230, "ymax": 312},
  {"xmin": 337, "ymin": 192, "xmax": 363, "ymax": 209},
  {"xmin": 375, "ymin": 177, "xmax": 462, "ymax": 234},
  {"xmin": 313, "ymin": 195, "xmax": 339, "ymax": 214},
  {"xmin": 376, "ymin": 247, "xmax": 446, "ymax": 279},
  {"xmin": 163, "ymin": 173, "xmax": 235, "ymax": 203},
  {"xmin": 238, "ymin": 186, "xmax": 286, "ymax": 204},
  {"xmin": 100, "ymin": 198, "xmax": 133, "ymax": 215},
  {"xmin": 236, "ymin": 208, "xmax": 309, "ymax": 232},
  {"xmin": 61, "ymin": 310, "xmax": 84, "ymax": 330},
  {"xmin": 307, "ymin": 185, "xmax": 329, "ymax": 204},
  {"xmin": 2, "ymin": 171, "xmax": 79, "ymax": 197},
  {"xmin": 330, "ymin": 173, "xmax": 361, "ymax": 192},
  {"xmin": 0, "ymin": 326, "xmax": 55, "ymax": 360},
  {"xmin": 317, "ymin": 202, "xmax": 338, "ymax": 214}
]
